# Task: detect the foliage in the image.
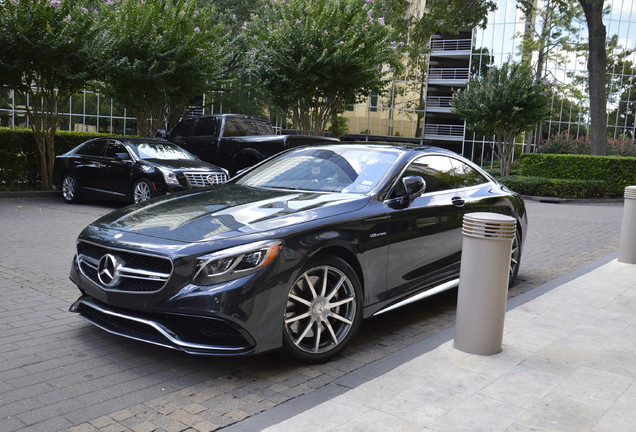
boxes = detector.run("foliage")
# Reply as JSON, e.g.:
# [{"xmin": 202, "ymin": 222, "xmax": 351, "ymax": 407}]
[
  {"xmin": 539, "ymin": 131, "xmax": 636, "ymax": 156},
  {"xmin": 0, "ymin": 0, "xmax": 97, "ymax": 189},
  {"xmin": 499, "ymin": 175, "xmax": 607, "ymax": 199},
  {"xmin": 246, "ymin": 0, "xmax": 403, "ymax": 135},
  {"xmin": 452, "ymin": 61, "xmax": 553, "ymax": 176},
  {"xmin": 95, "ymin": 0, "xmax": 231, "ymax": 137},
  {"xmin": 378, "ymin": 0, "xmax": 496, "ymax": 63},
  {"xmin": 328, "ymin": 115, "xmax": 350, "ymax": 138},
  {"xmin": 517, "ymin": 0, "xmax": 583, "ymax": 79},
  {"xmin": 520, "ymin": 153, "xmax": 636, "ymax": 196}
]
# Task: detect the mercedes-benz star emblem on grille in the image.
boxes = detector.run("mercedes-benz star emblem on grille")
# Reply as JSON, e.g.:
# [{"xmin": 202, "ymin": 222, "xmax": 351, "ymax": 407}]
[{"xmin": 97, "ymin": 254, "xmax": 123, "ymax": 287}]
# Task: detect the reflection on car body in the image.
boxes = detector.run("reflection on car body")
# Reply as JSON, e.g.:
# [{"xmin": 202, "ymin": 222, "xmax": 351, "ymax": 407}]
[
  {"xmin": 68, "ymin": 143, "xmax": 527, "ymax": 363},
  {"xmin": 53, "ymin": 137, "xmax": 228, "ymax": 204}
]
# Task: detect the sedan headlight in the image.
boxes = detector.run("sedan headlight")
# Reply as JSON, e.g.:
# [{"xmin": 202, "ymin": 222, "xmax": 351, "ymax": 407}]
[
  {"xmin": 158, "ymin": 167, "xmax": 179, "ymax": 185},
  {"xmin": 193, "ymin": 240, "xmax": 282, "ymax": 285}
]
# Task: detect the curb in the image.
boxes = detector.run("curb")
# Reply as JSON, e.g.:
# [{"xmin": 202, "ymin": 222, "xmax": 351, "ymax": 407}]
[{"xmin": 521, "ymin": 195, "xmax": 624, "ymax": 204}]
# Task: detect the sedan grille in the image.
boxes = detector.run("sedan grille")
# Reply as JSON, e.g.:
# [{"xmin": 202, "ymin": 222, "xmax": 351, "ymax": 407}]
[
  {"xmin": 77, "ymin": 240, "xmax": 172, "ymax": 292},
  {"xmin": 184, "ymin": 171, "xmax": 228, "ymax": 188}
]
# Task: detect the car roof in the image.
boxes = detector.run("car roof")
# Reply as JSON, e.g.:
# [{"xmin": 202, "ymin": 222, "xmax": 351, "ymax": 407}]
[
  {"xmin": 89, "ymin": 137, "xmax": 176, "ymax": 144},
  {"xmin": 302, "ymin": 142, "xmax": 463, "ymax": 157}
]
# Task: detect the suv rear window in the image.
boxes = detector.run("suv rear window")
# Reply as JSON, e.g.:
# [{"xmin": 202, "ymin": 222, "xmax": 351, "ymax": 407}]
[{"xmin": 223, "ymin": 117, "xmax": 274, "ymax": 137}]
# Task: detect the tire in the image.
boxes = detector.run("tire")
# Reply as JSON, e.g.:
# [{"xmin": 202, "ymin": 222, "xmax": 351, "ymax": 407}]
[
  {"xmin": 509, "ymin": 229, "xmax": 522, "ymax": 287},
  {"xmin": 282, "ymin": 256, "xmax": 362, "ymax": 363},
  {"xmin": 61, "ymin": 173, "xmax": 82, "ymax": 203},
  {"xmin": 132, "ymin": 178, "xmax": 154, "ymax": 203}
]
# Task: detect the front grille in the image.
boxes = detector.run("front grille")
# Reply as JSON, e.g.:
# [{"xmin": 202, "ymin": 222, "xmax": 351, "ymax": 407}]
[
  {"xmin": 77, "ymin": 240, "xmax": 173, "ymax": 292},
  {"xmin": 184, "ymin": 171, "xmax": 228, "ymax": 188}
]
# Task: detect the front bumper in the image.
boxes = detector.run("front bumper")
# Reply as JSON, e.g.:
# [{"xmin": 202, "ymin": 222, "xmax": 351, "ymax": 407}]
[{"xmin": 70, "ymin": 295, "xmax": 257, "ymax": 355}]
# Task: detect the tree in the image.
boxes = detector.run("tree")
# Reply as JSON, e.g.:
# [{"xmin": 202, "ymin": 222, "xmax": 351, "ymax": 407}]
[
  {"xmin": 0, "ymin": 0, "xmax": 96, "ymax": 189},
  {"xmin": 579, "ymin": 0, "xmax": 608, "ymax": 155},
  {"xmin": 246, "ymin": 0, "xmax": 403, "ymax": 135},
  {"xmin": 95, "ymin": 0, "xmax": 231, "ymax": 137},
  {"xmin": 452, "ymin": 62, "xmax": 552, "ymax": 176},
  {"xmin": 517, "ymin": 0, "xmax": 583, "ymax": 80}
]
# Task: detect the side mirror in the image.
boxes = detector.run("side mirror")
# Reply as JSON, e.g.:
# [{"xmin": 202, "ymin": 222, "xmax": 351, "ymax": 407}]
[
  {"xmin": 402, "ymin": 175, "xmax": 426, "ymax": 204},
  {"xmin": 156, "ymin": 129, "xmax": 167, "ymax": 139},
  {"xmin": 115, "ymin": 152, "xmax": 131, "ymax": 160}
]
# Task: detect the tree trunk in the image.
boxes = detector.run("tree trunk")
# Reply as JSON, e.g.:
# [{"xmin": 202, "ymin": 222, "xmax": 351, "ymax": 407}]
[
  {"xmin": 579, "ymin": 0, "xmax": 608, "ymax": 155},
  {"xmin": 23, "ymin": 88, "xmax": 58, "ymax": 190}
]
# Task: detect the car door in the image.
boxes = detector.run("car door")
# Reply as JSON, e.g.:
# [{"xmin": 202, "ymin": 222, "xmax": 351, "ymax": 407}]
[
  {"xmin": 187, "ymin": 116, "xmax": 221, "ymax": 163},
  {"xmin": 73, "ymin": 139, "xmax": 108, "ymax": 192},
  {"xmin": 384, "ymin": 155, "xmax": 469, "ymax": 299},
  {"xmin": 100, "ymin": 140, "xmax": 135, "ymax": 198}
]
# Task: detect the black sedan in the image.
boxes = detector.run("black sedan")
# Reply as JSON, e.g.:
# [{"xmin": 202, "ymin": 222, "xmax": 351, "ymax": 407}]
[
  {"xmin": 68, "ymin": 143, "xmax": 527, "ymax": 362},
  {"xmin": 53, "ymin": 137, "xmax": 229, "ymax": 204}
]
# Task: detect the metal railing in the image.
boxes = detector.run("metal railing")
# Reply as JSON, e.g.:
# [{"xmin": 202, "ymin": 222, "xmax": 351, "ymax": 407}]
[
  {"xmin": 428, "ymin": 68, "xmax": 470, "ymax": 81},
  {"xmin": 426, "ymin": 96, "xmax": 454, "ymax": 108},
  {"xmin": 424, "ymin": 124, "xmax": 465, "ymax": 137},
  {"xmin": 430, "ymin": 39, "xmax": 472, "ymax": 52}
]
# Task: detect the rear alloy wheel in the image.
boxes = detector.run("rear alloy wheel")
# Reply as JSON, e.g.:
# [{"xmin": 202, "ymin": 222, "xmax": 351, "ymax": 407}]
[
  {"xmin": 132, "ymin": 178, "xmax": 154, "ymax": 203},
  {"xmin": 61, "ymin": 173, "xmax": 82, "ymax": 203},
  {"xmin": 283, "ymin": 256, "xmax": 362, "ymax": 363},
  {"xmin": 509, "ymin": 229, "xmax": 522, "ymax": 287}
]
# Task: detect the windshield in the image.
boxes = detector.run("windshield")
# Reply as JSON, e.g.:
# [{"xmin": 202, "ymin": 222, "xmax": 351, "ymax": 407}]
[
  {"xmin": 130, "ymin": 142, "xmax": 196, "ymax": 160},
  {"xmin": 235, "ymin": 146, "xmax": 399, "ymax": 193}
]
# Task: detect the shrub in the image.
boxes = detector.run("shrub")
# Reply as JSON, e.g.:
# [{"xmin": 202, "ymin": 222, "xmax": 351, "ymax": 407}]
[
  {"xmin": 499, "ymin": 175, "xmax": 607, "ymax": 199},
  {"xmin": 539, "ymin": 131, "xmax": 636, "ymax": 156},
  {"xmin": 520, "ymin": 153, "xmax": 636, "ymax": 196}
]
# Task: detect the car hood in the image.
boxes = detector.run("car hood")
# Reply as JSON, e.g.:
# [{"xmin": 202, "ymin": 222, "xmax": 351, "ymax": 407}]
[
  {"xmin": 143, "ymin": 159, "xmax": 223, "ymax": 171},
  {"xmin": 90, "ymin": 184, "xmax": 369, "ymax": 243}
]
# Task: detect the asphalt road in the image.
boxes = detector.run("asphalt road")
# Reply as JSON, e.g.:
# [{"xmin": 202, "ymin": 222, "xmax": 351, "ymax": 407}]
[{"xmin": 0, "ymin": 196, "xmax": 624, "ymax": 431}]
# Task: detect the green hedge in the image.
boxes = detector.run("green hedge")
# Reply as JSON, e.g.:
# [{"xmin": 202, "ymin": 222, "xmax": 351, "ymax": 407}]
[
  {"xmin": 0, "ymin": 127, "xmax": 123, "ymax": 189},
  {"xmin": 499, "ymin": 175, "xmax": 608, "ymax": 199},
  {"xmin": 520, "ymin": 153, "xmax": 636, "ymax": 196}
]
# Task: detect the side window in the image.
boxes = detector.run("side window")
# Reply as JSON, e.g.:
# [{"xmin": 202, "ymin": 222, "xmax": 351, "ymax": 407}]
[
  {"xmin": 449, "ymin": 158, "xmax": 489, "ymax": 188},
  {"xmin": 76, "ymin": 140, "xmax": 106, "ymax": 157},
  {"xmin": 170, "ymin": 118, "xmax": 196, "ymax": 139},
  {"xmin": 104, "ymin": 141, "xmax": 130, "ymax": 159},
  {"xmin": 404, "ymin": 155, "xmax": 456, "ymax": 193},
  {"xmin": 193, "ymin": 117, "xmax": 219, "ymax": 136}
]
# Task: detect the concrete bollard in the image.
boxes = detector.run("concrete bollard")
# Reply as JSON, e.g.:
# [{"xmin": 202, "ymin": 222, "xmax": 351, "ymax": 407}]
[
  {"xmin": 454, "ymin": 212, "xmax": 516, "ymax": 355},
  {"xmin": 618, "ymin": 186, "xmax": 636, "ymax": 264}
]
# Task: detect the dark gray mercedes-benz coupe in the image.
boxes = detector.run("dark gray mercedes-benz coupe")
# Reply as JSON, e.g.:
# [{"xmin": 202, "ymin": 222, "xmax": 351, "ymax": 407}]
[{"xmin": 69, "ymin": 143, "xmax": 527, "ymax": 362}]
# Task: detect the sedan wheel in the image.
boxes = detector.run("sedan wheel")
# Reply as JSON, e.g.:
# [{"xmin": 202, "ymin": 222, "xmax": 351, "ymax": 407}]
[
  {"xmin": 283, "ymin": 256, "xmax": 362, "ymax": 363},
  {"xmin": 61, "ymin": 173, "xmax": 82, "ymax": 203},
  {"xmin": 132, "ymin": 179, "xmax": 153, "ymax": 203}
]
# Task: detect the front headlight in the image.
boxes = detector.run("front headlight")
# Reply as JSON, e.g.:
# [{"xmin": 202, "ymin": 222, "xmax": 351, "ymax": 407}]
[
  {"xmin": 193, "ymin": 240, "xmax": 282, "ymax": 285},
  {"xmin": 158, "ymin": 167, "xmax": 179, "ymax": 185}
]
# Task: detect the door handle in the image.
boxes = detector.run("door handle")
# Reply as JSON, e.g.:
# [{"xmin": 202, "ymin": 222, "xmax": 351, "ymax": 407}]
[{"xmin": 451, "ymin": 196, "xmax": 465, "ymax": 207}]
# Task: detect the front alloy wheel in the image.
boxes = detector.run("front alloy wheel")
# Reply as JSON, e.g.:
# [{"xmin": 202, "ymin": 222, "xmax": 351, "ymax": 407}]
[
  {"xmin": 283, "ymin": 256, "xmax": 362, "ymax": 363},
  {"xmin": 132, "ymin": 178, "xmax": 153, "ymax": 203}
]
